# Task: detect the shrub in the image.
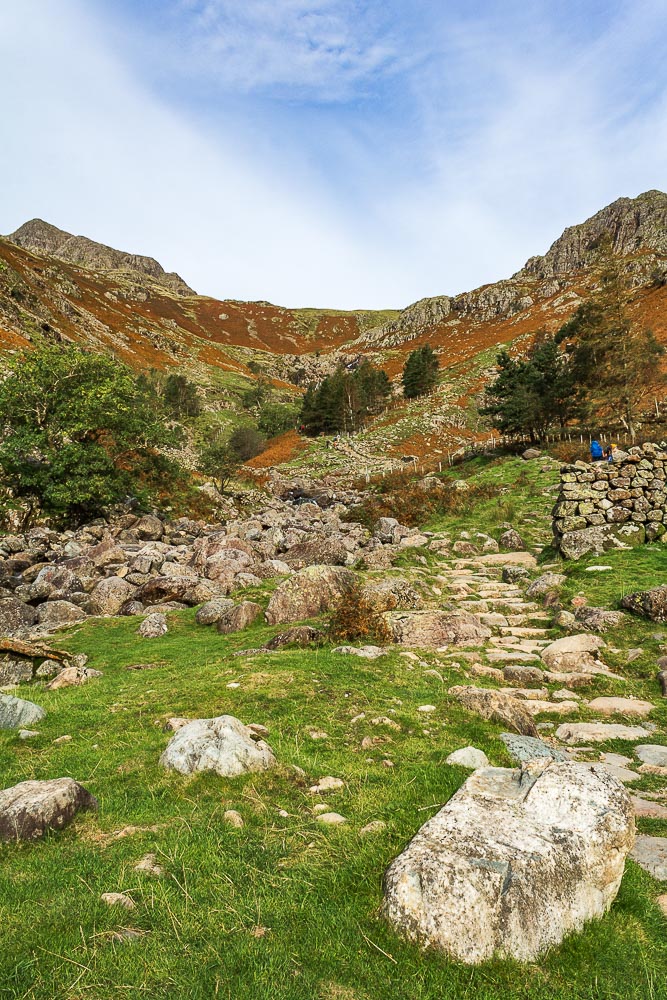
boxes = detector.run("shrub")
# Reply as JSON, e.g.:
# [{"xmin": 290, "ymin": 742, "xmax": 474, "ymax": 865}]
[{"xmin": 328, "ymin": 582, "xmax": 393, "ymax": 645}]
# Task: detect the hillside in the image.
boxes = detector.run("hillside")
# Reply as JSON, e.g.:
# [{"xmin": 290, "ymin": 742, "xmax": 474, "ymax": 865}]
[{"xmin": 2, "ymin": 191, "xmax": 667, "ymax": 469}]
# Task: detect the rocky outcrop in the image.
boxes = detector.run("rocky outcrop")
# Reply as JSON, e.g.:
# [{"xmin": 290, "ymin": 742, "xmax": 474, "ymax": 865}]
[
  {"xmin": 159, "ymin": 715, "xmax": 276, "ymax": 777},
  {"xmin": 553, "ymin": 444, "xmax": 667, "ymax": 558},
  {"xmin": 0, "ymin": 777, "xmax": 98, "ymax": 841},
  {"xmin": 382, "ymin": 760, "xmax": 635, "ymax": 964}
]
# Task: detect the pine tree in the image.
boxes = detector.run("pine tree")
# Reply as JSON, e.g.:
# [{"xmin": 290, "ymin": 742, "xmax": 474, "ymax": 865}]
[{"xmin": 402, "ymin": 345, "xmax": 439, "ymax": 398}]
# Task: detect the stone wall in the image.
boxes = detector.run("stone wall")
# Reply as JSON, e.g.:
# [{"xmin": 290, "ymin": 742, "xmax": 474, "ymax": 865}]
[{"xmin": 553, "ymin": 443, "xmax": 667, "ymax": 559}]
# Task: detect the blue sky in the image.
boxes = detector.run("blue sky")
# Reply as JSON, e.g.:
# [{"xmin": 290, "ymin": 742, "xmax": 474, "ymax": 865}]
[{"xmin": 1, "ymin": 0, "xmax": 667, "ymax": 307}]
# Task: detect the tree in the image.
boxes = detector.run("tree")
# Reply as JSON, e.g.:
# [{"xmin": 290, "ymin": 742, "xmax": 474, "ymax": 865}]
[
  {"xmin": 402, "ymin": 345, "xmax": 439, "ymax": 398},
  {"xmin": 0, "ymin": 344, "xmax": 178, "ymax": 526},
  {"xmin": 480, "ymin": 334, "xmax": 575, "ymax": 441},
  {"xmin": 299, "ymin": 361, "xmax": 392, "ymax": 436},
  {"xmin": 163, "ymin": 373, "xmax": 201, "ymax": 418},
  {"xmin": 198, "ymin": 437, "xmax": 241, "ymax": 494},
  {"xmin": 228, "ymin": 425, "xmax": 267, "ymax": 461},
  {"xmin": 257, "ymin": 402, "xmax": 299, "ymax": 438},
  {"xmin": 556, "ymin": 241, "xmax": 665, "ymax": 440}
]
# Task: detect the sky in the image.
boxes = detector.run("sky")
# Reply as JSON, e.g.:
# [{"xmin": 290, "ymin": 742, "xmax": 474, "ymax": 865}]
[{"xmin": 1, "ymin": 0, "xmax": 667, "ymax": 309}]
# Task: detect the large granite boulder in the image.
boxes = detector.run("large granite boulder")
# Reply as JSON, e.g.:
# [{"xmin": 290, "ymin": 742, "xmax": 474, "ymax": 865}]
[
  {"xmin": 559, "ymin": 523, "xmax": 645, "ymax": 560},
  {"xmin": 36, "ymin": 600, "xmax": 87, "ymax": 631},
  {"xmin": 621, "ymin": 586, "xmax": 667, "ymax": 622},
  {"xmin": 160, "ymin": 715, "xmax": 276, "ymax": 776},
  {"xmin": 361, "ymin": 579, "xmax": 423, "ymax": 612},
  {"xmin": 195, "ymin": 598, "xmax": 235, "ymax": 626},
  {"xmin": 0, "ymin": 597, "xmax": 38, "ymax": 636},
  {"xmin": 382, "ymin": 760, "xmax": 634, "ymax": 963},
  {"xmin": 283, "ymin": 538, "xmax": 348, "ymax": 569},
  {"xmin": 540, "ymin": 634, "xmax": 606, "ymax": 673},
  {"xmin": 387, "ymin": 612, "xmax": 491, "ymax": 649},
  {"xmin": 265, "ymin": 566, "xmax": 356, "ymax": 625},
  {"xmin": 0, "ymin": 777, "xmax": 98, "ymax": 841},
  {"xmin": 215, "ymin": 601, "xmax": 262, "ymax": 635}
]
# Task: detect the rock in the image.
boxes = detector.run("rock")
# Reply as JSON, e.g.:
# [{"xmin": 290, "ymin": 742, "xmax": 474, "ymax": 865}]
[
  {"xmin": 0, "ymin": 777, "xmax": 97, "ymax": 841},
  {"xmin": 283, "ymin": 538, "xmax": 348, "ymax": 569},
  {"xmin": 635, "ymin": 745, "xmax": 667, "ymax": 767},
  {"xmin": 0, "ymin": 658, "xmax": 33, "ymax": 685},
  {"xmin": 332, "ymin": 645, "xmax": 385, "ymax": 659},
  {"xmin": 316, "ymin": 812, "xmax": 347, "ymax": 825},
  {"xmin": 658, "ymin": 895, "xmax": 667, "ymax": 918},
  {"xmin": 621, "ymin": 586, "xmax": 667, "ymax": 622},
  {"xmin": 659, "ymin": 671, "xmax": 667, "ymax": 698},
  {"xmin": 556, "ymin": 722, "xmax": 651, "ymax": 744},
  {"xmin": 386, "ymin": 611, "xmax": 491, "ymax": 649},
  {"xmin": 0, "ymin": 597, "xmax": 38, "ymax": 636},
  {"xmin": 574, "ymin": 607, "xmax": 625, "ymax": 632},
  {"xmin": 138, "ymin": 613, "xmax": 168, "ymax": 638},
  {"xmin": 215, "ymin": 601, "xmax": 262, "ymax": 635},
  {"xmin": 88, "ymin": 577, "xmax": 136, "ymax": 616},
  {"xmin": 526, "ymin": 573, "xmax": 566, "ymax": 597},
  {"xmin": 0, "ymin": 694, "xmax": 46, "ymax": 729},
  {"xmin": 499, "ymin": 733, "xmax": 568, "ymax": 763},
  {"xmin": 540, "ymin": 634, "xmax": 606, "ymax": 673},
  {"xmin": 559, "ymin": 523, "xmax": 645, "ymax": 560},
  {"xmin": 134, "ymin": 853, "xmax": 164, "ymax": 877},
  {"xmin": 18, "ymin": 729, "xmax": 39, "ymax": 740},
  {"xmin": 502, "ymin": 666, "xmax": 544, "ymax": 686},
  {"xmin": 309, "ymin": 776, "xmax": 345, "ymax": 794},
  {"xmin": 360, "ymin": 820, "xmax": 387, "ymax": 836},
  {"xmin": 46, "ymin": 667, "xmax": 103, "ymax": 690},
  {"xmin": 101, "ymin": 892, "xmax": 136, "ymax": 910},
  {"xmin": 265, "ymin": 566, "xmax": 356, "ymax": 625},
  {"xmin": 445, "ymin": 746, "xmax": 490, "ymax": 769},
  {"xmin": 223, "ymin": 809, "xmax": 244, "ymax": 828},
  {"xmin": 135, "ymin": 576, "xmax": 190, "ymax": 606},
  {"xmin": 498, "ymin": 528, "xmax": 525, "ymax": 551},
  {"xmin": 361, "ymin": 578, "xmax": 422, "ymax": 612},
  {"xmin": 522, "ymin": 448, "xmax": 542, "ymax": 460},
  {"xmin": 264, "ymin": 626, "xmax": 323, "ymax": 649},
  {"xmin": 382, "ymin": 760, "xmax": 634, "ymax": 964},
  {"xmin": 631, "ymin": 836, "xmax": 667, "ymax": 880},
  {"xmin": 194, "ymin": 598, "xmax": 235, "ymax": 625},
  {"xmin": 448, "ymin": 686, "xmax": 539, "ymax": 736},
  {"xmin": 135, "ymin": 514, "xmax": 164, "ymax": 540},
  {"xmin": 36, "ymin": 600, "xmax": 87, "ymax": 630},
  {"xmin": 521, "ymin": 699, "xmax": 580, "ymax": 717},
  {"xmin": 502, "ymin": 565, "xmax": 529, "ymax": 583},
  {"xmin": 159, "ymin": 715, "xmax": 276, "ymax": 776},
  {"xmin": 587, "ymin": 697, "xmax": 654, "ymax": 718},
  {"xmin": 476, "ymin": 552, "xmax": 537, "ymax": 568},
  {"xmin": 631, "ymin": 796, "xmax": 667, "ymax": 818}
]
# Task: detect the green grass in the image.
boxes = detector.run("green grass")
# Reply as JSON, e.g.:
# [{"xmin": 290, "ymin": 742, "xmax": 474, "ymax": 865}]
[{"xmin": 2, "ymin": 451, "xmax": 667, "ymax": 998}]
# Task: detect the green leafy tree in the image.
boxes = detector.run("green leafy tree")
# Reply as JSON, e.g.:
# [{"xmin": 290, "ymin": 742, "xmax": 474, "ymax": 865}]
[
  {"xmin": 402, "ymin": 345, "xmax": 439, "ymax": 398},
  {"xmin": 163, "ymin": 373, "xmax": 202, "ymax": 418},
  {"xmin": 481, "ymin": 334, "xmax": 575, "ymax": 441},
  {"xmin": 198, "ymin": 437, "xmax": 241, "ymax": 494},
  {"xmin": 0, "ymin": 345, "xmax": 178, "ymax": 526},
  {"xmin": 228, "ymin": 425, "xmax": 267, "ymax": 461},
  {"xmin": 257, "ymin": 402, "xmax": 299, "ymax": 438},
  {"xmin": 299, "ymin": 361, "xmax": 391, "ymax": 436}
]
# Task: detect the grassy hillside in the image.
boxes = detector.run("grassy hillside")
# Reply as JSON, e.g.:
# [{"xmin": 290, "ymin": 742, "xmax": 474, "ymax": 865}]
[{"xmin": 2, "ymin": 454, "xmax": 667, "ymax": 999}]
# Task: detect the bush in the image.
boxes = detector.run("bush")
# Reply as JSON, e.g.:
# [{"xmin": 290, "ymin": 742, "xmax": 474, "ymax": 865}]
[
  {"xmin": 328, "ymin": 582, "xmax": 392, "ymax": 645},
  {"xmin": 228, "ymin": 425, "xmax": 267, "ymax": 461},
  {"xmin": 257, "ymin": 402, "xmax": 299, "ymax": 439}
]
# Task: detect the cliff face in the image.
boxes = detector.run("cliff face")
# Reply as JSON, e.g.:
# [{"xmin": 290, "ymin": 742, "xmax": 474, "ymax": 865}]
[{"xmin": 7, "ymin": 219, "xmax": 196, "ymax": 297}]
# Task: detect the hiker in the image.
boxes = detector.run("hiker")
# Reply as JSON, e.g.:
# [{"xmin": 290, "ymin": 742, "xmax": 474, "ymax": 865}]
[
  {"xmin": 604, "ymin": 443, "xmax": 614, "ymax": 462},
  {"xmin": 590, "ymin": 438, "xmax": 603, "ymax": 462}
]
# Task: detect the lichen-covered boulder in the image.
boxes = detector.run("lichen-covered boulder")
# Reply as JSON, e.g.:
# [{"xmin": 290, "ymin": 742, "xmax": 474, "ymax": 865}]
[
  {"xmin": 0, "ymin": 694, "xmax": 46, "ymax": 729},
  {"xmin": 215, "ymin": 601, "xmax": 262, "ymax": 635},
  {"xmin": 88, "ymin": 577, "xmax": 136, "ymax": 616},
  {"xmin": 0, "ymin": 597, "xmax": 38, "ymax": 637},
  {"xmin": 448, "ymin": 686, "xmax": 538, "ymax": 736},
  {"xmin": 386, "ymin": 611, "xmax": 491, "ymax": 649},
  {"xmin": 265, "ymin": 566, "xmax": 356, "ymax": 625},
  {"xmin": 0, "ymin": 777, "xmax": 97, "ymax": 841},
  {"xmin": 382, "ymin": 760, "xmax": 634, "ymax": 964},
  {"xmin": 621, "ymin": 586, "xmax": 667, "ymax": 622},
  {"xmin": 159, "ymin": 715, "xmax": 276, "ymax": 777}
]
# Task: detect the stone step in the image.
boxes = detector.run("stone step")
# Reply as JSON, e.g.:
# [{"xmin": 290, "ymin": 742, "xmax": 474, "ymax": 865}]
[{"xmin": 499, "ymin": 626, "xmax": 549, "ymax": 636}]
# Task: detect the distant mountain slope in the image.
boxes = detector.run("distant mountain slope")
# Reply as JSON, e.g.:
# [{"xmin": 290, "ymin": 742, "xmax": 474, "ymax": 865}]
[{"xmin": 7, "ymin": 218, "xmax": 195, "ymax": 297}]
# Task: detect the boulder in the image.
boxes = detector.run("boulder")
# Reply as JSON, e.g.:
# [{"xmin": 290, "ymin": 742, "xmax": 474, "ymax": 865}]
[
  {"xmin": 445, "ymin": 746, "xmax": 490, "ymax": 769},
  {"xmin": 526, "ymin": 573, "xmax": 566, "ymax": 598},
  {"xmin": 135, "ymin": 576, "xmax": 190, "ymax": 606},
  {"xmin": 386, "ymin": 611, "xmax": 491, "ymax": 649},
  {"xmin": 498, "ymin": 528, "xmax": 525, "ymax": 551},
  {"xmin": 631, "ymin": 835, "xmax": 667, "ymax": 880},
  {"xmin": 0, "ymin": 694, "xmax": 46, "ymax": 729},
  {"xmin": 448, "ymin": 686, "xmax": 539, "ymax": 736},
  {"xmin": 382, "ymin": 761, "xmax": 634, "ymax": 964},
  {"xmin": 264, "ymin": 626, "xmax": 323, "ymax": 649},
  {"xmin": 215, "ymin": 601, "xmax": 262, "ymax": 635},
  {"xmin": 621, "ymin": 586, "xmax": 667, "ymax": 622},
  {"xmin": 556, "ymin": 722, "xmax": 651, "ymax": 744},
  {"xmin": 574, "ymin": 607, "xmax": 625, "ymax": 632},
  {"xmin": 195, "ymin": 598, "xmax": 235, "ymax": 625},
  {"xmin": 159, "ymin": 715, "xmax": 276, "ymax": 777},
  {"xmin": 540, "ymin": 634, "xmax": 606, "ymax": 673},
  {"xmin": 635, "ymin": 745, "xmax": 667, "ymax": 767},
  {"xmin": 0, "ymin": 777, "xmax": 97, "ymax": 841},
  {"xmin": 587, "ymin": 697, "xmax": 654, "ymax": 718},
  {"xmin": 135, "ymin": 514, "xmax": 164, "ymax": 540},
  {"xmin": 0, "ymin": 658, "xmax": 33, "ymax": 685},
  {"xmin": 283, "ymin": 538, "xmax": 348, "ymax": 569},
  {"xmin": 46, "ymin": 667, "xmax": 103, "ymax": 690},
  {"xmin": 559, "ymin": 523, "xmax": 645, "ymax": 560},
  {"xmin": 0, "ymin": 597, "xmax": 38, "ymax": 636},
  {"xmin": 138, "ymin": 613, "xmax": 168, "ymax": 638},
  {"xmin": 265, "ymin": 566, "xmax": 356, "ymax": 625},
  {"xmin": 361, "ymin": 578, "xmax": 422, "ymax": 612},
  {"xmin": 36, "ymin": 600, "xmax": 87, "ymax": 630},
  {"xmin": 88, "ymin": 577, "xmax": 136, "ymax": 616},
  {"xmin": 499, "ymin": 733, "xmax": 568, "ymax": 763}
]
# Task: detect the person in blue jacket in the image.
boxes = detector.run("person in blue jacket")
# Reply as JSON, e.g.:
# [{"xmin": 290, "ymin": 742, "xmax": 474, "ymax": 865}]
[{"xmin": 590, "ymin": 438, "xmax": 603, "ymax": 461}]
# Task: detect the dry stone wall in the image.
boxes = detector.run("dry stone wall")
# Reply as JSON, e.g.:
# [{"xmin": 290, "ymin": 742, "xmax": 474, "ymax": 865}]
[{"xmin": 553, "ymin": 443, "xmax": 667, "ymax": 559}]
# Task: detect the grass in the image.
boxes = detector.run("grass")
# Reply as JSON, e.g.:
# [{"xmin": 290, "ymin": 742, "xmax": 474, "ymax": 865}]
[{"xmin": 2, "ymin": 451, "xmax": 667, "ymax": 998}]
